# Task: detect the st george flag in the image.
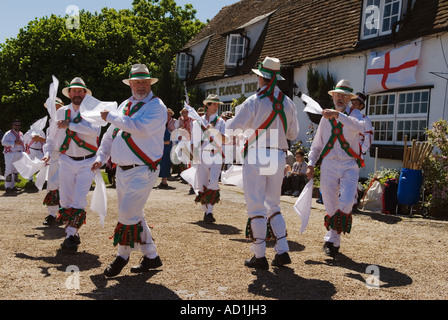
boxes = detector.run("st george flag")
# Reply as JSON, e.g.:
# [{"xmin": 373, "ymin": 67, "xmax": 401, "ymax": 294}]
[{"xmin": 365, "ymin": 38, "xmax": 421, "ymax": 94}]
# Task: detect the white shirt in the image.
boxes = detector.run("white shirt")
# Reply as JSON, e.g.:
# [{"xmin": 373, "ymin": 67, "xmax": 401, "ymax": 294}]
[
  {"xmin": 361, "ymin": 114, "xmax": 374, "ymax": 154},
  {"xmin": 308, "ymin": 106, "xmax": 365, "ymax": 167},
  {"xmin": 49, "ymin": 104, "xmax": 101, "ymax": 158},
  {"xmin": 191, "ymin": 113, "xmax": 226, "ymax": 152},
  {"xmin": 2, "ymin": 130, "xmax": 24, "ymax": 153},
  {"xmin": 226, "ymin": 86, "xmax": 299, "ymax": 150},
  {"xmin": 96, "ymin": 92, "xmax": 167, "ymax": 166}
]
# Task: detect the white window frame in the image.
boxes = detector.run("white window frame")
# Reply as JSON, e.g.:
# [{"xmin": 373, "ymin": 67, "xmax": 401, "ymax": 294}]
[
  {"xmin": 367, "ymin": 89, "xmax": 430, "ymax": 145},
  {"xmin": 225, "ymin": 34, "xmax": 246, "ymax": 67},
  {"xmin": 361, "ymin": 0, "xmax": 403, "ymax": 40},
  {"xmin": 219, "ymin": 103, "xmax": 232, "ymax": 115},
  {"xmin": 176, "ymin": 52, "xmax": 192, "ymax": 80}
]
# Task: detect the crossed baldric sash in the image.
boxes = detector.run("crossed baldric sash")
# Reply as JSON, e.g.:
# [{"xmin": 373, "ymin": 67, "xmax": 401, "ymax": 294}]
[{"xmin": 111, "ymin": 98, "xmax": 162, "ymax": 171}]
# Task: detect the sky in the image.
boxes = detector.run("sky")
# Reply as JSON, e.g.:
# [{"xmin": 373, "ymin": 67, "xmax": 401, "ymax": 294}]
[{"xmin": 0, "ymin": 0, "xmax": 238, "ymax": 43}]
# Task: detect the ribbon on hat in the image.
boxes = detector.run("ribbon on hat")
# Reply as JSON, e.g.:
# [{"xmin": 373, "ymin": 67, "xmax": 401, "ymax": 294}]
[{"xmin": 257, "ymin": 63, "xmax": 281, "ymax": 100}]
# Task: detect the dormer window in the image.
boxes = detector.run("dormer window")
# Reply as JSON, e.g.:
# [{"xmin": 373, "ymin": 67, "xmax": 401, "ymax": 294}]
[
  {"xmin": 176, "ymin": 52, "xmax": 192, "ymax": 80},
  {"xmin": 225, "ymin": 34, "xmax": 247, "ymax": 67},
  {"xmin": 361, "ymin": 0, "xmax": 403, "ymax": 40}
]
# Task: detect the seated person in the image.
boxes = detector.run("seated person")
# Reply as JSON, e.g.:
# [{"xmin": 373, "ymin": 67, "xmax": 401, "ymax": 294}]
[{"xmin": 281, "ymin": 150, "xmax": 308, "ymax": 196}]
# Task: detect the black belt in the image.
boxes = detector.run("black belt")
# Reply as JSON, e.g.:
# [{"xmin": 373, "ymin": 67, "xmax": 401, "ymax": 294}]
[
  {"xmin": 68, "ymin": 153, "xmax": 96, "ymax": 161},
  {"xmin": 119, "ymin": 164, "xmax": 141, "ymax": 171}
]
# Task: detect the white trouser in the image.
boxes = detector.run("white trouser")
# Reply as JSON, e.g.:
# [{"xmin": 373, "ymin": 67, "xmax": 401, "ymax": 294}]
[
  {"xmin": 243, "ymin": 148, "xmax": 288, "ymax": 258},
  {"xmin": 58, "ymin": 154, "xmax": 95, "ymax": 209},
  {"xmin": 194, "ymin": 153, "xmax": 222, "ymax": 213},
  {"xmin": 3, "ymin": 152, "xmax": 22, "ymax": 189},
  {"xmin": 46, "ymin": 153, "xmax": 60, "ymax": 217},
  {"xmin": 320, "ymin": 158, "xmax": 359, "ymax": 247},
  {"xmin": 116, "ymin": 165, "xmax": 159, "ymax": 259}
]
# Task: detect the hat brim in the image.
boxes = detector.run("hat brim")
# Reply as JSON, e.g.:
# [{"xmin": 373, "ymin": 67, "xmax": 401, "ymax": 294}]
[
  {"xmin": 62, "ymin": 86, "xmax": 92, "ymax": 98},
  {"xmin": 44, "ymin": 101, "xmax": 64, "ymax": 109},
  {"xmin": 252, "ymin": 68, "xmax": 285, "ymax": 81},
  {"xmin": 203, "ymin": 100, "xmax": 224, "ymax": 105},
  {"xmin": 328, "ymin": 89, "xmax": 357, "ymax": 99},
  {"xmin": 123, "ymin": 78, "xmax": 159, "ymax": 86}
]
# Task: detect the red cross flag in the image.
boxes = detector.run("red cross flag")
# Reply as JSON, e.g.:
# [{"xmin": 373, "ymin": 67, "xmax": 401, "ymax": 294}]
[{"xmin": 365, "ymin": 38, "xmax": 421, "ymax": 94}]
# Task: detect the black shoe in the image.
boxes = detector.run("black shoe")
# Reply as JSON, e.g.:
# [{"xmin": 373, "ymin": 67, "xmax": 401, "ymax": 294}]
[
  {"xmin": 244, "ymin": 256, "xmax": 269, "ymax": 270},
  {"xmin": 104, "ymin": 256, "xmax": 129, "ymax": 277},
  {"xmin": 203, "ymin": 212, "xmax": 216, "ymax": 223},
  {"xmin": 130, "ymin": 255, "xmax": 163, "ymax": 273},
  {"xmin": 323, "ymin": 241, "xmax": 339, "ymax": 258},
  {"xmin": 43, "ymin": 215, "xmax": 56, "ymax": 226},
  {"xmin": 271, "ymin": 252, "xmax": 291, "ymax": 267},
  {"xmin": 188, "ymin": 187, "xmax": 195, "ymax": 195},
  {"xmin": 60, "ymin": 235, "xmax": 80, "ymax": 253}
]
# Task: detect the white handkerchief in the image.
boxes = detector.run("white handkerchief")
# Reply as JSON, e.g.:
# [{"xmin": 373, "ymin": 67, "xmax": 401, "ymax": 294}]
[
  {"xmin": 90, "ymin": 170, "xmax": 107, "ymax": 227},
  {"xmin": 180, "ymin": 166, "xmax": 198, "ymax": 195},
  {"xmin": 80, "ymin": 95, "xmax": 118, "ymax": 127},
  {"xmin": 13, "ymin": 152, "xmax": 46, "ymax": 180},
  {"xmin": 293, "ymin": 179, "xmax": 314, "ymax": 234},
  {"xmin": 301, "ymin": 94, "xmax": 323, "ymax": 115},
  {"xmin": 221, "ymin": 165, "xmax": 244, "ymax": 189}
]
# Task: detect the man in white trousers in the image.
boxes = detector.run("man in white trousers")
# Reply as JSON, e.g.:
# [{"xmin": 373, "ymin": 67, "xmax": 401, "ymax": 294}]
[
  {"xmin": 92, "ymin": 64, "xmax": 166, "ymax": 277},
  {"xmin": 226, "ymin": 57, "xmax": 299, "ymax": 269},
  {"xmin": 191, "ymin": 94, "xmax": 226, "ymax": 223},
  {"xmin": 306, "ymin": 80, "xmax": 365, "ymax": 258},
  {"xmin": 42, "ymin": 97, "xmax": 64, "ymax": 226},
  {"xmin": 45, "ymin": 77, "xmax": 100, "ymax": 253},
  {"xmin": 2, "ymin": 120, "xmax": 25, "ymax": 194}
]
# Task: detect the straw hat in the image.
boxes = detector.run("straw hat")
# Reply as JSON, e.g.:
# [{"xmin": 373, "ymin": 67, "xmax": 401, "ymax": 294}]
[
  {"xmin": 328, "ymin": 79, "xmax": 357, "ymax": 99},
  {"xmin": 44, "ymin": 97, "xmax": 64, "ymax": 109},
  {"xmin": 123, "ymin": 64, "xmax": 158, "ymax": 86},
  {"xmin": 203, "ymin": 94, "xmax": 223, "ymax": 105},
  {"xmin": 252, "ymin": 56, "xmax": 285, "ymax": 80},
  {"xmin": 62, "ymin": 77, "xmax": 92, "ymax": 98}
]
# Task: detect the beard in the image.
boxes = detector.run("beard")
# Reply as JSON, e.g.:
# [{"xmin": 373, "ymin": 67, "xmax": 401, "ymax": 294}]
[
  {"xmin": 71, "ymin": 96, "xmax": 84, "ymax": 106},
  {"xmin": 132, "ymin": 90, "xmax": 149, "ymax": 101}
]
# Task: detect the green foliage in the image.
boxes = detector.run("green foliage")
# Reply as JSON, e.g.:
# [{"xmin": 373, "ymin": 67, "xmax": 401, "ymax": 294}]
[
  {"xmin": 0, "ymin": 0, "xmax": 205, "ymax": 129},
  {"xmin": 230, "ymin": 94, "xmax": 247, "ymax": 113},
  {"xmin": 422, "ymin": 119, "xmax": 448, "ymax": 209},
  {"xmin": 363, "ymin": 167, "xmax": 400, "ymax": 191},
  {"xmin": 306, "ymin": 66, "xmax": 335, "ymax": 108}
]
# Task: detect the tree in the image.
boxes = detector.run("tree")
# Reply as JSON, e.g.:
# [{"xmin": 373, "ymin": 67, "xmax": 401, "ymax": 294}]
[{"xmin": 0, "ymin": 0, "xmax": 204, "ymax": 130}]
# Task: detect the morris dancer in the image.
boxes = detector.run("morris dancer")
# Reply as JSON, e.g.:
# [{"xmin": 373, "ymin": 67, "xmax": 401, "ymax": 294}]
[
  {"xmin": 351, "ymin": 92, "xmax": 374, "ymax": 155},
  {"xmin": 226, "ymin": 57, "xmax": 299, "ymax": 269},
  {"xmin": 190, "ymin": 94, "xmax": 226, "ymax": 223},
  {"xmin": 306, "ymin": 80, "xmax": 365, "ymax": 258},
  {"xmin": 46, "ymin": 77, "xmax": 101, "ymax": 252},
  {"xmin": 92, "ymin": 64, "xmax": 166, "ymax": 277},
  {"xmin": 42, "ymin": 97, "xmax": 64, "ymax": 226},
  {"xmin": 2, "ymin": 120, "xmax": 24, "ymax": 194}
]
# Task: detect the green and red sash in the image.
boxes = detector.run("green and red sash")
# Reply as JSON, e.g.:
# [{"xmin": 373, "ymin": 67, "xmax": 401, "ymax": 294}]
[
  {"xmin": 59, "ymin": 109, "xmax": 98, "ymax": 154},
  {"xmin": 318, "ymin": 110, "xmax": 365, "ymax": 168},
  {"xmin": 242, "ymin": 91, "xmax": 287, "ymax": 158},
  {"xmin": 194, "ymin": 115, "xmax": 225, "ymax": 158},
  {"xmin": 113, "ymin": 98, "xmax": 161, "ymax": 171}
]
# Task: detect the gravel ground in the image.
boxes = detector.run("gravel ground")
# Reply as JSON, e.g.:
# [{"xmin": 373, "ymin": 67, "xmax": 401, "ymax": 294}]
[{"xmin": 1, "ymin": 174, "xmax": 447, "ymax": 301}]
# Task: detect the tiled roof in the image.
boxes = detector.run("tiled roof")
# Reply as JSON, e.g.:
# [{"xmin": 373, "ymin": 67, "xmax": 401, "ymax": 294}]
[{"xmin": 185, "ymin": 0, "xmax": 448, "ymax": 84}]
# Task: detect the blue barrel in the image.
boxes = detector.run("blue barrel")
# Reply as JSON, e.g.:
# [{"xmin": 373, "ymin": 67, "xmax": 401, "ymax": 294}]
[{"xmin": 397, "ymin": 168, "xmax": 423, "ymax": 205}]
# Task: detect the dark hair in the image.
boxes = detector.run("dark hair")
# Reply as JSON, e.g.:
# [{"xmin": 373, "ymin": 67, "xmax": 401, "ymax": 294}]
[{"xmin": 295, "ymin": 150, "xmax": 305, "ymax": 157}]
